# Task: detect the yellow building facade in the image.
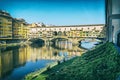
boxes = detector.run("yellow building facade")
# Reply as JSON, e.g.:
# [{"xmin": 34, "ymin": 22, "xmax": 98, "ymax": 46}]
[
  {"xmin": 13, "ymin": 18, "xmax": 29, "ymax": 39},
  {"xmin": 0, "ymin": 10, "xmax": 13, "ymax": 39},
  {"xmin": 0, "ymin": 10, "xmax": 29, "ymax": 41}
]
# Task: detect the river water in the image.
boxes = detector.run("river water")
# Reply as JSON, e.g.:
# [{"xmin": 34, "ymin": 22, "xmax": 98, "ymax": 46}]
[{"xmin": 0, "ymin": 39, "xmax": 85, "ymax": 80}]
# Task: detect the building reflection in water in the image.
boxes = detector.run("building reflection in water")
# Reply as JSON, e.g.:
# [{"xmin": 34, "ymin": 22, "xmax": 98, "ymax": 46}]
[{"xmin": 0, "ymin": 40, "xmax": 84, "ymax": 80}]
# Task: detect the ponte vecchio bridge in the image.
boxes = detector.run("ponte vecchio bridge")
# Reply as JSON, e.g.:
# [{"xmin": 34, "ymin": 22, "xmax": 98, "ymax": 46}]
[{"xmin": 28, "ymin": 24, "xmax": 106, "ymax": 43}]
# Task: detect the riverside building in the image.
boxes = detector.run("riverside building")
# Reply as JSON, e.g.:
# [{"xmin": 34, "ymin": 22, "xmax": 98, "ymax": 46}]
[
  {"xmin": 106, "ymin": 0, "xmax": 120, "ymax": 46},
  {"xmin": 0, "ymin": 10, "xmax": 12, "ymax": 39},
  {"xmin": 0, "ymin": 10, "xmax": 29, "ymax": 43}
]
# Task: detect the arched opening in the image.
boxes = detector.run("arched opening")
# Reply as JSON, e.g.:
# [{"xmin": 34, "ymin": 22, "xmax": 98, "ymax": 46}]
[
  {"xmin": 58, "ymin": 31, "xmax": 62, "ymax": 36},
  {"xmin": 53, "ymin": 31, "xmax": 57, "ymax": 36},
  {"xmin": 117, "ymin": 32, "xmax": 120, "ymax": 47}
]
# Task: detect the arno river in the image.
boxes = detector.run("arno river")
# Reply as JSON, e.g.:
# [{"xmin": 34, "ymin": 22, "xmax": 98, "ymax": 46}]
[{"xmin": 0, "ymin": 39, "xmax": 98, "ymax": 80}]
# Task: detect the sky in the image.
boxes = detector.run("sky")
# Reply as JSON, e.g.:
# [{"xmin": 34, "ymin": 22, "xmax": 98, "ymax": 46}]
[{"xmin": 0, "ymin": 0, "xmax": 105, "ymax": 25}]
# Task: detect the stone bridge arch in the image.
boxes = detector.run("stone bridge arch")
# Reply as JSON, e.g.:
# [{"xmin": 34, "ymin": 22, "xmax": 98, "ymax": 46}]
[
  {"xmin": 58, "ymin": 31, "xmax": 63, "ymax": 36},
  {"xmin": 53, "ymin": 31, "xmax": 57, "ymax": 36}
]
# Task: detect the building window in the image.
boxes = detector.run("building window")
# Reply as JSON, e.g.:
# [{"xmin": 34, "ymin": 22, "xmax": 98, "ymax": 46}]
[{"xmin": 94, "ymin": 27, "xmax": 96, "ymax": 30}]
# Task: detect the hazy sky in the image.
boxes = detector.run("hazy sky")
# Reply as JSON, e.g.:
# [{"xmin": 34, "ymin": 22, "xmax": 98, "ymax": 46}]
[{"xmin": 0, "ymin": 0, "xmax": 105, "ymax": 25}]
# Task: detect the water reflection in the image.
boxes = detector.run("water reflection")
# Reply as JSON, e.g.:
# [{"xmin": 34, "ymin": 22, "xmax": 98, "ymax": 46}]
[
  {"xmin": 55, "ymin": 40, "xmax": 73, "ymax": 50},
  {"xmin": 81, "ymin": 39, "xmax": 101, "ymax": 50},
  {"xmin": 0, "ymin": 40, "xmax": 84, "ymax": 80}
]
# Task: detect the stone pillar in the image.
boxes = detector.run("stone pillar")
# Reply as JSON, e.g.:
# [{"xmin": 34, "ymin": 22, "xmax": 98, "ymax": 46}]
[{"xmin": 108, "ymin": 19, "xmax": 113, "ymax": 42}]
